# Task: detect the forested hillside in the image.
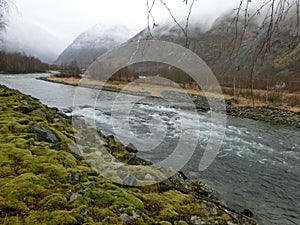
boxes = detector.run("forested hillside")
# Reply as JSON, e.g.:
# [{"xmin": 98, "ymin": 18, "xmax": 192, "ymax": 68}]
[{"xmin": 0, "ymin": 51, "xmax": 48, "ymax": 74}]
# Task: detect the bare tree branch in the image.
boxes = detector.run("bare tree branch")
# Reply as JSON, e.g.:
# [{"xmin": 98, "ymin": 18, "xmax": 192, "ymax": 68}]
[
  {"xmin": 146, "ymin": 0, "xmax": 196, "ymax": 47},
  {"xmin": 0, "ymin": 0, "xmax": 10, "ymax": 30},
  {"xmin": 159, "ymin": 0, "xmax": 188, "ymax": 43},
  {"xmin": 185, "ymin": 0, "xmax": 196, "ymax": 47},
  {"xmin": 146, "ymin": 0, "xmax": 157, "ymax": 40},
  {"xmin": 146, "ymin": 0, "xmax": 299, "ymax": 106}
]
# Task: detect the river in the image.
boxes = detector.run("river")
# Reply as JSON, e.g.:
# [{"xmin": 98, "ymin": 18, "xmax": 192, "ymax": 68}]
[{"xmin": 0, "ymin": 73, "xmax": 299, "ymax": 225}]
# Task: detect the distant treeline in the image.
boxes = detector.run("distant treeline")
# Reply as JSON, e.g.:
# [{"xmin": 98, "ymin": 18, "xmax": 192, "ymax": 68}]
[
  {"xmin": 52, "ymin": 61, "xmax": 81, "ymax": 78},
  {"xmin": 0, "ymin": 51, "xmax": 48, "ymax": 74}
]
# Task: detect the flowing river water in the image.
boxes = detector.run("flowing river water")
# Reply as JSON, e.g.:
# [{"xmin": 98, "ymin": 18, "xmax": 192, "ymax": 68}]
[{"xmin": 0, "ymin": 73, "xmax": 299, "ymax": 225}]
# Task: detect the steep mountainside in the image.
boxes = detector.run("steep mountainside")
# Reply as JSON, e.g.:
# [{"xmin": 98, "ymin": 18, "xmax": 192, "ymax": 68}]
[
  {"xmin": 58, "ymin": 15, "xmax": 299, "ymax": 78},
  {"xmin": 128, "ymin": 16, "xmax": 300, "ymax": 78},
  {"xmin": 56, "ymin": 24, "xmax": 136, "ymax": 67}
]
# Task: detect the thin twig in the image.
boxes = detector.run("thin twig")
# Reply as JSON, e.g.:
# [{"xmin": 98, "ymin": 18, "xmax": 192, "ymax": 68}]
[
  {"xmin": 159, "ymin": 0, "xmax": 188, "ymax": 45},
  {"xmin": 185, "ymin": 0, "xmax": 196, "ymax": 47},
  {"xmin": 146, "ymin": 0, "xmax": 157, "ymax": 40}
]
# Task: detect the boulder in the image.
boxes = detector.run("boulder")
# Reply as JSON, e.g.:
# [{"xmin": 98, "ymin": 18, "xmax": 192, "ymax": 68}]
[
  {"xmin": 126, "ymin": 143, "xmax": 138, "ymax": 153},
  {"xmin": 30, "ymin": 124, "xmax": 59, "ymax": 143}
]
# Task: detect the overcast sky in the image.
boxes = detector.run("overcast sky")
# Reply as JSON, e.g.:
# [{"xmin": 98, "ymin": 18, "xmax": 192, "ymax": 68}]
[{"xmin": 4, "ymin": 0, "xmax": 242, "ymax": 61}]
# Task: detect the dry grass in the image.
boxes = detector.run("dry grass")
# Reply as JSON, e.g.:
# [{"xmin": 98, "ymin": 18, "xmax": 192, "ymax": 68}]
[
  {"xmin": 47, "ymin": 77, "xmax": 230, "ymax": 99},
  {"xmin": 222, "ymin": 87, "xmax": 300, "ymax": 112},
  {"xmin": 47, "ymin": 77, "xmax": 300, "ymax": 113}
]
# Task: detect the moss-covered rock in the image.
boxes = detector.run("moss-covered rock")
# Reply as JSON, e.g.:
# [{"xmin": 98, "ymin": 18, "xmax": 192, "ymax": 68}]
[{"xmin": 0, "ymin": 85, "xmax": 259, "ymax": 224}]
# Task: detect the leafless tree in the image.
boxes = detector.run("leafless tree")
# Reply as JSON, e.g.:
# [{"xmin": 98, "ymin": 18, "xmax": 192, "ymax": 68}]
[
  {"xmin": 147, "ymin": 0, "xmax": 196, "ymax": 47},
  {"xmin": 230, "ymin": 0, "xmax": 300, "ymax": 106},
  {"xmin": 147, "ymin": 0, "xmax": 299, "ymax": 52},
  {"xmin": 147, "ymin": 0, "xmax": 299, "ymax": 106}
]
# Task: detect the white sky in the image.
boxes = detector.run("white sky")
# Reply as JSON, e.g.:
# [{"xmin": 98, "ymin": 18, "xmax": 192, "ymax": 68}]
[{"xmin": 5, "ymin": 0, "xmax": 242, "ymax": 60}]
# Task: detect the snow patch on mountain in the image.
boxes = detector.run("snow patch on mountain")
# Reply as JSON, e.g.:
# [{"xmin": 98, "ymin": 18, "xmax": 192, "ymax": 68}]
[{"xmin": 56, "ymin": 23, "xmax": 137, "ymax": 67}]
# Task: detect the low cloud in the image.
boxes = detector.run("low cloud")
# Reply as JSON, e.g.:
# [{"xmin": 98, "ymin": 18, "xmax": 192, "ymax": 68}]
[{"xmin": 3, "ymin": 0, "xmax": 273, "ymax": 61}]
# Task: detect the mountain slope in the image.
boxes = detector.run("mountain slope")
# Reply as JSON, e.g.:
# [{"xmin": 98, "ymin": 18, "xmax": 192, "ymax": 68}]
[
  {"xmin": 128, "ymin": 15, "xmax": 300, "ymax": 78},
  {"xmin": 56, "ymin": 24, "xmax": 136, "ymax": 67}
]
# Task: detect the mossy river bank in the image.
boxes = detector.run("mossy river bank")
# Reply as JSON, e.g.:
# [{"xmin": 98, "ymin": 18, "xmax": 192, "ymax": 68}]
[{"xmin": 0, "ymin": 73, "xmax": 299, "ymax": 225}]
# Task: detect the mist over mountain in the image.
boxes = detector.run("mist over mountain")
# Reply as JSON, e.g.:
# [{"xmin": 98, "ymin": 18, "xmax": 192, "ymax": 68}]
[
  {"xmin": 127, "ymin": 14, "xmax": 300, "ymax": 78},
  {"xmin": 55, "ymin": 24, "xmax": 137, "ymax": 67},
  {"xmin": 1, "ymin": 19, "xmax": 64, "ymax": 63},
  {"xmin": 56, "ymin": 12, "xmax": 299, "ymax": 79}
]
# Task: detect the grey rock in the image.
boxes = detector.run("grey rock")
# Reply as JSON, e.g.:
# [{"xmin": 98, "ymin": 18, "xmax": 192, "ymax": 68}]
[
  {"xmin": 117, "ymin": 171, "xmax": 137, "ymax": 186},
  {"xmin": 31, "ymin": 110, "xmax": 46, "ymax": 117},
  {"xmin": 30, "ymin": 124, "xmax": 58, "ymax": 143},
  {"xmin": 241, "ymin": 209, "xmax": 254, "ymax": 218},
  {"xmin": 120, "ymin": 213, "xmax": 131, "ymax": 222},
  {"xmin": 120, "ymin": 210, "xmax": 139, "ymax": 222},
  {"xmin": 20, "ymin": 106, "xmax": 34, "ymax": 114},
  {"xmin": 68, "ymin": 143, "xmax": 84, "ymax": 156},
  {"xmin": 126, "ymin": 143, "xmax": 138, "ymax": 153},
  {"xmin": 29, "ymin": 141, "xmax": 41, "ymax": 146},
  {"xmin": 68, "ymin": 193, "xmax": 82, "ymax": 204},
  {"xmin": 107, "ymin": 135, "xmax": 115, "ymax": 143},
  {"xmin": 144, "ymin": 173, "xmax": 155, "ymax": 181}
]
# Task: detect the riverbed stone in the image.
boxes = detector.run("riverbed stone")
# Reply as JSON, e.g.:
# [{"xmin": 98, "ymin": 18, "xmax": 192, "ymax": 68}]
[{"xmin": 126, "ymin": 142, "xmax": 138, "ymax": 153}]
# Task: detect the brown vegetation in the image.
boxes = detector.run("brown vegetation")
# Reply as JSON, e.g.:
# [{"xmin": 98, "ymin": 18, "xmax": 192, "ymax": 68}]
[
  {"xmin": 0, "ymin": 51, "xmax": 48, "ymax": 74},
  {"xmin": 52, "ymin": 61, "xmax": 82, "ymax": 78}
]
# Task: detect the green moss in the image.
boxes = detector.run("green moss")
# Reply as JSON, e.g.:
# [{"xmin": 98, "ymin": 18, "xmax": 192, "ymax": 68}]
[
  {"xmin": 38, "ymin": 163, "xmax": 67, "ymax": 183},
  {"xmin": 0, "ymin": 196, "xmax": 29, "ymax": 216},
  {"xmin": 0, "ymin": 216, "xmax": 23, "ymax": 225},
  {"xmin": 29, "ymin": 148, "xmax": 58, "ymax": 158},
  {"xmin": 1, "ymin": 173, "xmax": 49, "ymax": 201},
  {"xmin": 0, "ymin": 85, "xmax": 259, "ymax": 225},
  {"xmin": 7, "ymin": 121, "xmax": 28, "ymax": 133},
  {"xmin": 39, "ymin": 194, "xmax": 67, "ymax": 211},
  {"xmin": 160, "ymin": 207, "xmax": 180, "ymax": 220},
  {"xmin": 20, "ymin": 152, "xmax": 68, "ymax": 183},
  {"xmin": 175, "ymin": 221, "xmax": 188, "ymax": 225},
  {"xmin": 25, "ymin": 210, "xmax": 77, "ymax": 225},
  {"xmin": 70, "ymin": 205, "xmax": 92, "ymax": 224},
  {"xmin": 111, "ymin": 190, "xmax": 145, "ymax": 210},
  {"xmin": 88, "ymin": 188, "xmax": 144, "ymax": 213},
  {"xmin": 56, "ymin": 151, "xmax": 77, "ymax": 168},
  {"xmin": 0, "ymin": 165, "xmax": 14, "ymax": 177},
  {"xmin": 102, "ymin": 216, "xmax": 122, "ymax": 224},
  {"xmin": 0, "ymin": 151, "xmax": 14, "ymax": 177},
  {"xmin": 91, "ymin": 207, "xmax": 116, "ymax": 220},
  {"xmin": 0, "ymin": 144, "xmax": 32, "ymax": 161},
  {"xmin": 159, "ymin": 222, "xmax": 172, "ymax": 225}
]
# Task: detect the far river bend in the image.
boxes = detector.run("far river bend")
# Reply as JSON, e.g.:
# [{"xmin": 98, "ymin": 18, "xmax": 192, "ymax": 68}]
[{"xmin": 0, "ymin": 73, "xmax": 299, "ymax": 225}]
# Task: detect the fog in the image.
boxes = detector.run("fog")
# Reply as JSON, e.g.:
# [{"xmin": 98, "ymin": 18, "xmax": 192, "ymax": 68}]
[{"xmin": 2, "ymin": 0, "xmax": 261, "ymax": 62}]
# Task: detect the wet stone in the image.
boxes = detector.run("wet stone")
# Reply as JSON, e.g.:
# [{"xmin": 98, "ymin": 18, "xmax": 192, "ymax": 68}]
[{"xmin": 126, "ymin": 143, "xmax": 138, "ymax": 153}]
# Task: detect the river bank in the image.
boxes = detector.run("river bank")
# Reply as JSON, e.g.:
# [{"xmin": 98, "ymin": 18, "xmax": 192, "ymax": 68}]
[
  {"xmin": 42, "ymin": 76, "xmax": 300, "ymax": 128},
  {"xmin": 0, "ymin": 84, "xmax": 258, "ymax": 224}
]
